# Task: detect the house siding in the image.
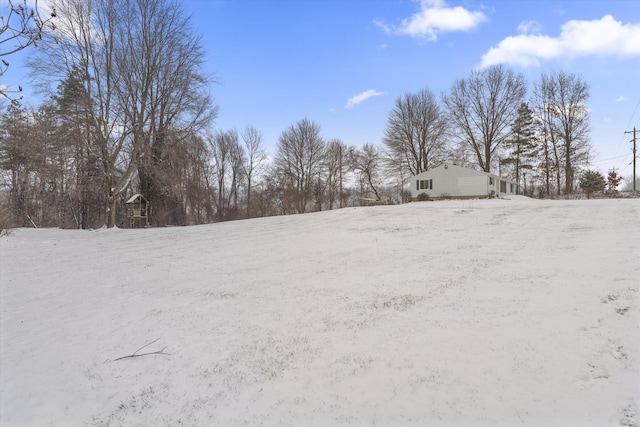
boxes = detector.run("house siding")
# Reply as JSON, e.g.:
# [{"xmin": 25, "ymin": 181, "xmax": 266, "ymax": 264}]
[
  {"xmin": 409, "ymin": 164, "xmax": 517, "ymax": 200},
  {"xmin": 458, "ymin": 176, "xmax": 487, "ymax": 197}
]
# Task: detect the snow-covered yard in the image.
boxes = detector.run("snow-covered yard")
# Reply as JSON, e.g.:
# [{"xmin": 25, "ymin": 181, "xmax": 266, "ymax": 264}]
[{"xmin": 1, "ymin": 196, "xmax": 639, "ymax": 426}]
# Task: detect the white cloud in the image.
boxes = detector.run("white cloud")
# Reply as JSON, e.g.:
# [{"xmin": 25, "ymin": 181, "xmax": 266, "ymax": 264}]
[
  {"xmin": 345, "ymin": 89, "xmax": 384, "ymax": 109},
  {"xmin": 481, "ymin": 15, "xmax": 640, "ymax": 68},
  {"xmin": 35, "ymin": 0, "xmax": 56, "ymax": 17},
  {"xmin": 373, "ymin": 19, "xmax": 392, "ymax": 35},
  {"xmin": 517, "ymin": 20, "xmax": 543, "ymax": 35},
  {"xmin": 615, "ymin": 95, "xmax": 628, "ymax": 103},
  {"xmin": 375, "ymin": 0, "xmax": 486, "ymax": 41}
]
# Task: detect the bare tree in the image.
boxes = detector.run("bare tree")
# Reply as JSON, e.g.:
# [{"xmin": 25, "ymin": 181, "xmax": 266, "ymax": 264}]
[
  {"xmin": 274, "ymin": 118, "xmax": 326, "ymax": 214},
  {"xmin": 27, "ymin": 0, "xmax": 129, "ymax": 226},
  {"xmin": 534, "ymin": 70, "xmax": 591, "ymax": 195},
  {"xmin": 382, "ymin": 146, "xmax": 410, "ymax": 203},
  {"xmin": 125, "ymin": 0, "xmax": 216, "ymax": 225},
  {"xmin": 184, "ymin": 134, "xmax": 215, "ymax": 224},
  {"xmin": 0, "ymin": 100, "xmax": 66, "ymax": 228},
  {"xmin": 29, "ymin": 0, "xmax": 215, "ymax": 227},
  {"xmin": 241, "ymin": 125, "xmax": 267, "ymax": 217},
  {"xmin": 209, "ymin": 129, "xmax": 245, "ymax": 220},
  {"xmin": 260, "ymin": 165, "xmax": 288, "ymax": 216},
  {"xmin": 324, "ymin": 139, "xmax": 347, "ymax": 209},
  {"xmin": 383, "ymin": 89, "xmax": 448, "ymax": 176},
  {"xmin": 443, "ymin": 65, "xmax": 527, "ymax": 173},
  {"xmin": 1, "ymin": 69, "xmax": 108, "ymax": 230},
  {"xmin": 0, "ymin": 101, "xmax": 37, "ymax": 227},
  {"xmin": 350, "ymin": 143, "xmax": 383, "ymax": 202},
  {"xmin": 533, "ymin": 78, "xmax": 561, "ymax": 197}
]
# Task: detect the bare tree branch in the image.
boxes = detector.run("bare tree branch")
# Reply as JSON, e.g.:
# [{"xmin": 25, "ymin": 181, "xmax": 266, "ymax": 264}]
[
  {"xmin": 383, "ymin": 88, "xmax": 448, "ymax": 176},
  {"xmin": 113, "ymin": 338, "xmax": 170, "ymax": 361},
  {"xmin": 274, "ymin": 118, "xmax": 326, "ymax": 214},
  {"xmin": 0, "ymin": 0, "xmax": 57, "ymax": 100},
  {"xmin": 443, "ymin": 65, "xmax": 526, "ymax": 173}
]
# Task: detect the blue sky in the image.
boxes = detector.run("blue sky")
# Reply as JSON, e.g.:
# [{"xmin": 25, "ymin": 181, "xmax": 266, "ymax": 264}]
[
  {"xmin": 3, "ymin": 0, "xmax": 640, "ymax": 177},
  {"xmin": 179, "ymin": 0, "xmax": 640, "ymax": 177}
]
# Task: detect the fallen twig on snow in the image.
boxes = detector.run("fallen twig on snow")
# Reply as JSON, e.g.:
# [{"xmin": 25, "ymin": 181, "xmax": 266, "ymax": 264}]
[{"xmin": 113, "ymin": 338, "xmax": 170, "ymax": 361}]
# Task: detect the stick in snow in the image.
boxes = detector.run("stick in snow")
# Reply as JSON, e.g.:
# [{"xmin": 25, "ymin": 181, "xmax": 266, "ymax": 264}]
[{"xmin": 113, "ymin": 338, "xmax": 170, "ymax": 361}]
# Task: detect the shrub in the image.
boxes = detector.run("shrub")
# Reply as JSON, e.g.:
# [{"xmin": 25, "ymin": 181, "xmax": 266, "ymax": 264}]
[
  {"xmin": 0, "ymin": 210, "xmax": 13, "ymax": 236},
  {"xmin": 579, "ymin": 170, "xmax": 606, "ymax": 199}
]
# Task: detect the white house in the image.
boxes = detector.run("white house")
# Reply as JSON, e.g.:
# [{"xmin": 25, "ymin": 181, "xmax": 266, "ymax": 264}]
[{"xmin": 409, "ymin": 163, "xmax": 518, "ymax": 200}]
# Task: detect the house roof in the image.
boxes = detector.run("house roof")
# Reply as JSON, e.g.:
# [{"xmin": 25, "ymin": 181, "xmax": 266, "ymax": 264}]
[
  {"xmin": 413, "ymin": 163, "xmax": 517, "ymax": 184},
  {"xmin": 126, "ymin": 194, "xmax": 147, "ymax": 204}
]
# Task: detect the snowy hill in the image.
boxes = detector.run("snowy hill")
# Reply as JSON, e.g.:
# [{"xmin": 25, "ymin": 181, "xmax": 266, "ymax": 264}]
[{"xmin": 1, "ymin": 197, "xmax": 639, "ymax": 426}]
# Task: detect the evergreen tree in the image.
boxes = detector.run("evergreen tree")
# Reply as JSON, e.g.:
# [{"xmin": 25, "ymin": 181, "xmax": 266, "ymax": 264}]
[
  {"xmin": 0, "ymin": 102, "xmax": 37, "ymax": 227},
  {"xmin": 606, "ymin": 169, "xmax": 622, "ymax": 193},
  {"xmin": 501, "ymin": 102, "xmax": 537, "ymax": 194},
  {"xmin": 579, "ymin": 170, "xmax": 605, "ymax": 199},
  {"xmin": 52, "ymin": 67, "xmax": 105, "ymax": 229}
]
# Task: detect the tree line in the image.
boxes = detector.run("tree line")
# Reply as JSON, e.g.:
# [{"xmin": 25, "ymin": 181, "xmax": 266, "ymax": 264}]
[{"xmin": 0, "ymin": 0, "xmax": 611, "ymax": 230}]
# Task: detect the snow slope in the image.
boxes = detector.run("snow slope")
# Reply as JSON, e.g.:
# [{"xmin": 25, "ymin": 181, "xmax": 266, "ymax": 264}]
[{"xmin": 1, "ymin": 197, "xmax": 639, "ymax": 426}]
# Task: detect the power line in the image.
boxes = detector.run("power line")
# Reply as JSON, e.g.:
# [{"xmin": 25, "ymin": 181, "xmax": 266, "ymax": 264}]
[
  {"xmin": 611, "ymin": 96, "xmax": 640, "ymax": 161},
  {"xmin": 590, "ymin": 153, "xmax": 632, "ymax": 164},
  {"xmin": 626, "ymin": 98, "xmax": 640, "ymax": 130}
]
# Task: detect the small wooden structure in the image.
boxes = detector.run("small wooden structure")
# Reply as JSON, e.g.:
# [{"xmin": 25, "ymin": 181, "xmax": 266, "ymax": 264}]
[{"xmin": 125, "ymin": 194, "xmax": 150, "ymax": 228}]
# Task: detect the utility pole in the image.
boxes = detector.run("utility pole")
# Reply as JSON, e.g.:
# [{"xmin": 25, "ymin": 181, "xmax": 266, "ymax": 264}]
[
  {"xmin": 625, "ymin": 127, "xmax": 637, "ymax": 192},
  {"xmin": 339, "ymin": 144, "xmax": 343, "ymax": 208}
]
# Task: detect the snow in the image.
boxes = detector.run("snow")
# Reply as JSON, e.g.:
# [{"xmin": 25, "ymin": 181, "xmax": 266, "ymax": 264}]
[
  {"xmin": 125, "ymin": 194, "xmax": 144, "ymax": 204},
  {"xmin": 1, "ymin": 197, "xmax": 639, "ymax": 426}
]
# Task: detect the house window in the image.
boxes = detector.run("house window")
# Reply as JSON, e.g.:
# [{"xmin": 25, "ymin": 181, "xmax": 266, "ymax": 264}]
[
  {"xmin": 500, "ymin": 181, "xmax": 507, "ymax": 193},
  {"xmin": 416, "ymin": 180, "xmax": 419, "ymax": 190},
  {"xmin": 510, "ymin": 183, "xmax": 515, "ymax": 193},
  {"xmin": 489, "ymin": 177, "xmax": 494, "ymax": 185},
  {"xmin": 419, "ymin": 180, "xmax": 432, "ymax": 190}
]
